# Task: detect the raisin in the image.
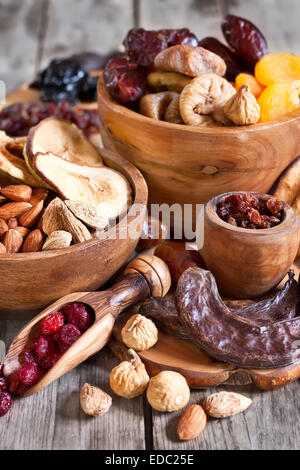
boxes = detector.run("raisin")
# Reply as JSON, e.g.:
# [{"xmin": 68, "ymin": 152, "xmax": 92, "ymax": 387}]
[
  {"xmin": 226, "ymin": 216, "xmax": 237, "ymax": 226},
  {"xmin": 103, "ymin": 58, "xmax": 146, "ymax": 104},
  {"xmin": 222, "ymin": 15, "xmax": 268, "ymax": 68},
  {"xmin": 247, "ymin": 207, "xmax": 261, "ymax": 225},
  {"xmin": 198, "ymin": 37, "xmax": 245, "ymax": 81},
  {"xmin": 267, "ymin": 197, "xmax": 283, "ymax": 215},
  {"xmin": 259, "ymin": 215, "xmax": 271, "ymax": 229},
  {"xmin": 62, "ymin": 302, "xmax": 92, "ymax": 332},
  {"xmin": 0, "ymin": 392, "xmax": 12, "ymax": 417},
  {"xmin": 124, "ymin": 28, "xmax": 168, "ymax": 67}
]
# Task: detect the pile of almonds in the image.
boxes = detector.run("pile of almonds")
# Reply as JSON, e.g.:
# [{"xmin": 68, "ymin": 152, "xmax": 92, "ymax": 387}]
[
  {"xmin": 0, "ymin": 184, "xmax": 106, "ymax": 254},
  {"xmin": 0, "ymin": 184, "xmax": 47, "ymax": 254}
]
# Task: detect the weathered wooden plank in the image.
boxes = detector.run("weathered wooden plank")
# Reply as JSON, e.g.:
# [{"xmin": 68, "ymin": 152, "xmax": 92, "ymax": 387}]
[
  {"xmin": 225, "ymin": 0, "xmax": 300, "ymax": 54},
  {"xmin": 0, "ymin": 321, "xmax": 145, "ymax": 450},
  {"xmin": 140, "ymin": 0, "xmax": 223, "ymax": 41},
  {"xmin": 0, "ymin": 0, "xmax": 43, "ymax": 94},
  {"xmin": 151, "ymin": 381, "xmax": 300, "ymax": 450},
  {"xmin": 40, "ymin": 0, "xmax": 133, "ymax": 67}
]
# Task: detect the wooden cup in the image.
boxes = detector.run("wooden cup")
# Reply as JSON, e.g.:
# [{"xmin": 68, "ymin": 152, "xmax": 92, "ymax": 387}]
[{"xmin": 200, "ymin": 191, "xmax": 300, "ymax": 298}]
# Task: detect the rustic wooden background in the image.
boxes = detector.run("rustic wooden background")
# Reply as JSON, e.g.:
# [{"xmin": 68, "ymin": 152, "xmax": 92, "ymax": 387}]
[{"xmin": 1, "ymin": 0, "xmax": 300, "ymax": 451}]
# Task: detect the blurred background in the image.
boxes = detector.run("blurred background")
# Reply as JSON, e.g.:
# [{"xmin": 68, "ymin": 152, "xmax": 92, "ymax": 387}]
[{"xmin": 1, "ymin": 0, "xmax": 300, "ymax": 93}]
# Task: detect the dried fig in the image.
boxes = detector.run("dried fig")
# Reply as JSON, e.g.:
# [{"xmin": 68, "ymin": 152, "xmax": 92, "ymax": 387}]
[
  {"xmin": 147, "ymin": 71, "xmax": 191, "ymax": 93},
  {"xmin": 164, "ymin": 95, "xmax": 183, "ymax": 124},
  {"xmin": 154, "ymin": 45, "xmax": 226, "ymax": 78},
  {"xmin": 224, "ymin": 85, "xmax": 260, "ymax": 125},
  {"xmin": 180, "ymin": 74, "xmax": 236, "ymax": 126},
  {"xmin": 140, "ymin": 91, "xmax": 178, "ymax": 120},
  {"xmin": 121, "ymin": 314, "xmax": 158, "ymax": 351}
]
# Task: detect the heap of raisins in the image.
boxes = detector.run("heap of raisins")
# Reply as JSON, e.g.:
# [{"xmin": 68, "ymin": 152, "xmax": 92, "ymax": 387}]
[
  {"xmin": 0, "ymin": 101, "xmax": 99, "ymax": 137},
  {"xmin": 217, "ymin": 193, "xmax": 283, "ymax": 229}
]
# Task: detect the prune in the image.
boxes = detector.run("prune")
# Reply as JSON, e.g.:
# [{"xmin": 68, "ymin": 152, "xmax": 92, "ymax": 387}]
[
  {"xmin": 160, "ymin": 28, "xmax": 198, "ymax": 47},
  {"xmin": 0, "ymin": 101, "xmax": 99, "ymax": 137},
  {"xmin": 222, "ymin": 15, "xmax": 268, "ymax": 68},
  {"xmin": 103, "ymin": 58, "xmax": 146, "ymax": 104},
  {"xmin": 217, "ymin": 193, "xmax": 283, "ymax": 229},
  {"xmin": 124, "ymin": 28, "xmax": 168, "ymax": 67},
  {"xmin": 70, "ymin": 51, "xmax": 109, "ymax": 72},
  {"xmin": 198, "ymin": 37, "xmax": 246, "ymax": 81},
  {"xmin": 30, "ymin": 58, "xmax": 97, "ymax": 104}
]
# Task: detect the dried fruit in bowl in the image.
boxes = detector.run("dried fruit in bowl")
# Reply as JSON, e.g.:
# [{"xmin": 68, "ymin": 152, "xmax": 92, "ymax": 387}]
[
  {"xmin": 255, "ymin": 52, "xmax": 300, "ymax": 86},
  {"xmin": 222, "ymin": 14, "xmax": 268, "ymax": 68},
  {"xmin": 258, "ymin": 81, "xmax": 300, "ymax": 122},
  {"xmin": 154, "ymin": 45, "xmax": 226, "ymax": 78},
  {"xmin": 103, "ymin": 57, "xmax": 146, "ymax": 104}
]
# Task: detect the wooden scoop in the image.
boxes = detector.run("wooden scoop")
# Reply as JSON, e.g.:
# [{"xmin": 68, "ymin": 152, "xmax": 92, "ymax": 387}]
[{"xmin": 3, "ymin": 254, "xmax": 171, "ymax": 397}]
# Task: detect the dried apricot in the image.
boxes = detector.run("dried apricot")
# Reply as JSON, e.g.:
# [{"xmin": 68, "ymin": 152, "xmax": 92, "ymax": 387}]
[
  {"xmin": 235, "ymin": 73, "xmax": 265, "ymax": 98},
  {"xmin": 255, "ymin": 53, "xmax": 300, "ymax": 86},
  {"xmin": 258, "ymin": 82, "xmax": 300, "ymax": 122}
]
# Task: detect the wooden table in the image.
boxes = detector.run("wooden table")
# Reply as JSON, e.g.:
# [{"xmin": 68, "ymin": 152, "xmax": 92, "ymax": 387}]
[
  {"xmin": 0, "ymin": 319, "xmax": 299, "ymax": 450},
  {"xmin": 1, "ymin": 0, "xmax": 300, "ymax": 451}
]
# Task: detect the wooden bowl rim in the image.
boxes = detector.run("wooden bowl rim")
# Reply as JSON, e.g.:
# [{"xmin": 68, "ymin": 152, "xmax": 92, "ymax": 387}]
[
  {"xmin": 0, "ymin": 149, "xmax": 148, "ymax": 260},
  {"xmin": 98, "ymin": 74, "xmax": 300, "ymax": 133},
  {"xmin": 205, "ymin": 190, "xmax": 298, "ymax": 236}
]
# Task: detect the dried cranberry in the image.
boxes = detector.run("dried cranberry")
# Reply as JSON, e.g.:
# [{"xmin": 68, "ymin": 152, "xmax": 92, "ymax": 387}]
[
  {"xmin": 62, "ymin": 302, "xmax": 92, "ymax": 331},
  {"xmin": 38, "ymin": 353, "xmax": 62, "ymax": 371},
  {"xmin": 22, "ymin": 348, "xmax": 37, "ymax": 365},
  {"xmin": 198, "ymin": 37, "xmax": 246, "ymax": 81},
  {"xmin": 160, "ymin": 28, "xmax": 198, "ymax": 47},
  {"xmin": 55, "ymin": 324, "xmax": 81, "ymax": 348},
  {"xmin": 0, "ymin": 377, "xmax": 7, "ymax": 393},
  {"xmin": 35, "ymin": 335, "xmax": 55, "ymax": 359},
  {"xmin": 8, "ymin": 372, "xmax": 19, "ymax": 393},
  {"xmin": 124, "ymin": 28, "xmax": 168, "ymax": 67},
  {"xmin": 18, "ymin": 363, "xmax": 41, "ymax": 387},
  {"xmin": 222, "ymin": 15, "xmax": 268, "ymax": 68},
  {"xmin": 103, "ymin": 58, "xmax": 146, "ymax": 104},
  {"xmin": 266, "ymin": 197, "xmax": 283, "ymax": 215},
  {"xmin": 0, "ymin": 392, "xmax": 12, "ymax": 417},
  {"xmin": 40, "ymin": 312, "xmax": 65, "ymax": 336}
]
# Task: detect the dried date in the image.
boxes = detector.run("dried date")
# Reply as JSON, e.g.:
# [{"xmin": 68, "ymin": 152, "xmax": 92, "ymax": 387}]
[
  {"xmin": 103, "ymin": 58, "xmax": 146, "ymax": 104},
  {"xmin": 222, "ymin": 15, "xmax": 268, "ymax": 68}
]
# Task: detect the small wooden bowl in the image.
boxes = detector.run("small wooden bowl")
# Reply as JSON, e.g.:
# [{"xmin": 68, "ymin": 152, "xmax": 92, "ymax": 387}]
[
  {"xmin": 200, "ymin": 191, "xmax": 300, "ymax": 298},
  {"xmin": 0, "ymin": 150, "xmax": 148, "ymax": 319},
  {"xmin": 98, "ymin": 74, "xmax": 300, "ymax": 227}
]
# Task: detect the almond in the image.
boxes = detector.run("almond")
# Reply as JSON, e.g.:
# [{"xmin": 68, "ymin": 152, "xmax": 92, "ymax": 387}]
[
  {"xmin": 0, "ymin": 241, "xmax": 6, "ymax": 254},
  {"xmin": 177, "ymin": 404, "xmax": 207, "ymax": 441},
  {"xmin": 29, "ymin": 188, "xmax": 49, "ymax": 206},
  {"xmin": 42, "ymin": 230, "xmax": 72, "ymax": 251},
  {"xmin": 23, "ymin": 229, "xmax": 43, "ymax": 253},
  {"xmin": 7, "ymin": 217, "xmax": 18, "ymax": 229},
  {"xmin": 15, "ymin": 226, "xmax": 31, "ymax": 238},
  {"xmin": 1, "ymin": 184, "xmax": 32, "ymax": 202},
  {"xmin": 19, "ymin": 200, "xmax": 44, "ymax": 228},
  {"xmin": 0, "ymin": 218, "xmax": 8, "ymax": 238},
  {"xmin": 0, "ymin": 202, "xmax": 32, "ymax": 221},
  {"xmin": 202, "ymin": 391, "xmax": 253, "ymax": 418},
  {"xmin": 2, "ymin": 229, "xmax": 23, "ymax": 253}
]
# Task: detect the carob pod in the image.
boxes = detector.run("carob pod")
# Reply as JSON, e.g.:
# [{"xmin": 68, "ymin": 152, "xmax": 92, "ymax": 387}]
[
  {"xmin": 140, "ymin": 296, "xmax": 189, "ymax": 341},
  {"xmin": 175, "ymin": 268, "xmax": 300, "ymax": 368}
]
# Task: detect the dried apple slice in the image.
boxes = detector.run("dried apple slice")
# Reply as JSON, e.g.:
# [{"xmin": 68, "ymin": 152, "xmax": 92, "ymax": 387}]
[
  {"xmin": 26, "ymin": 117, "xmax": 104, "ymax": 168},
  {"xmin": 32, "ymin": 152, "xmax": 132, "ymax": 221}
]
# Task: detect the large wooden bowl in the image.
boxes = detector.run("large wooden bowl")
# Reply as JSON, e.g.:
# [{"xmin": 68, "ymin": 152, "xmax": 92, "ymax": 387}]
[
  {"xmin": 98, "ymin": 75, "xmax": 300, "ymax": 226},
  {"xmin": 0, "ymin": 150, "xmax": 148, "ymax": 319}
]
